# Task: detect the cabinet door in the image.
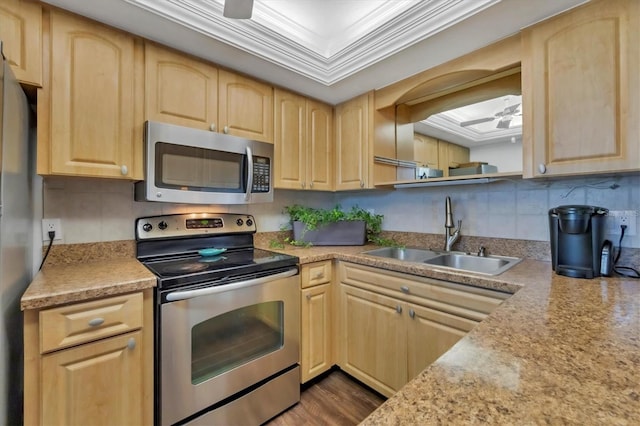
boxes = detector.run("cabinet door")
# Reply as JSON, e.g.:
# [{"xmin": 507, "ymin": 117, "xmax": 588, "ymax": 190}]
[
  {"xmin": 414, "ymin": 133, "xmax": 438, "ymax": 168},
  {"xmin": 448, "ymin": 143, "xmax": 470, "ymax": 168},
  {"xmin": 306, "ymin": 99, "xmax": 333, "ymax": 191},
  {"xmin": 218, "ymin": 69, "xmax": 274, "ymax": 143},
  {"xmin": 300, "ymin": 283, "xmax": 333, "ymax": 383},
  {"xmin": 145, "ymin": 43, "xmax": 218, "ymax": 130},
  {"xmin": 406, "ymin": 303, "xmax": 477, "ymax": 380},
  {"xmin": 522, "ymin": 0, "xmax": 640, "ymax": 177},
  {"xmin": 274, "ymin": 89, "xmax": 306, "ymax": 189},
  {"xmin": 335, "ymin": 92, "xmax": 371, "ymax": 190},
  {"xmin": 41, "ymin": 330, "xmax": 144, "ymax": 426},
  {"xmin": 44, "ymin": 10, "xmax": 139, "ymax": 179},
  {"xmin": 338, "ymin": 284, "xmax": 406, "ymax": 397},
  {"xmin": 0, "ymin": 0, "xmax": 42, "ymax": 86}
]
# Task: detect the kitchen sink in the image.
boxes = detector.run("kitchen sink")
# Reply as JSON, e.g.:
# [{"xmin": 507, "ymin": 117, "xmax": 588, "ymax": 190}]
[
  {"xmin": 362, "ymin": 247, "xmax": 522, "ymax": 276},
  {"xmin": 423, "ymin": 253, "xmax": 522, "ymax": 275},
  {"xmin": 361, "ymin": 247, "xmax": 440, "ymax": 262}
]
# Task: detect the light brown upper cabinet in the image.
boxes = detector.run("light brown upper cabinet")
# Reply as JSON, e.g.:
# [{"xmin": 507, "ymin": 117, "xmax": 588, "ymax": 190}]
[
  {"xmin": 145, "ymin": 44, "xmax": 274, "ymax": 143},
  {"xmin": 218, "ymin": 69, "xmax": 274, "ymax": 143},
  {"xmin": 274, "ymin": 88, "xmax": 333, "ymax": 191},
  {"xmin": 413, "ymin": 133, "xmax": 439, "ymax": 169},
  {"xmin": 144, "ymin": 42, "xmax": 218, "ymax": 131},
  {"xmin": 37, "ymin": 9, "xmax": 143, "ymax": 179},
  {"xmin": 437, "ymin": 140, "xmax": 470, "ymax": 177},
  {"xmin": 335, "ymin": 92, "xmax": 374, "ymax": 190},
  {"xmin": 522, "ymin": 0, "xmax": 640, "ymax": 178},
  {"xmin": 0, "ymin": 0, "xmax": 42, "ymax": 87}
]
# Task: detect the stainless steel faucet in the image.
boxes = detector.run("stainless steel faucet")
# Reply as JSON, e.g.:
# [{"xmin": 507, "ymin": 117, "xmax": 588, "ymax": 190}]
[{"xmin": 444, "ymin": 196, "xmax": 461, "ymax": 251}]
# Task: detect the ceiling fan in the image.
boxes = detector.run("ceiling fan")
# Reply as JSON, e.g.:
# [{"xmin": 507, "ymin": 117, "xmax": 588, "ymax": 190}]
[
  {"xmin": 459, "ymin": 100, "xmax": 522, "ymax": 129},
  {"xmin": 223, "ymin": 0, "xmax": 254, "ymax": 19}
]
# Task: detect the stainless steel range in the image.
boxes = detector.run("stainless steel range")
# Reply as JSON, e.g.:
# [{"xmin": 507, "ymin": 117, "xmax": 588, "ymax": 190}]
[{"xmin": 136, "ymin": 213, "xmax": 300, "ymax": 426}]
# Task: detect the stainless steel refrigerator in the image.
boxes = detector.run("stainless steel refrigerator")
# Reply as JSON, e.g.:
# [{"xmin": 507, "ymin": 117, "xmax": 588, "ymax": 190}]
[{"xmin": 0, "ymin": 42, "xmax": 34, "ymax": 425}]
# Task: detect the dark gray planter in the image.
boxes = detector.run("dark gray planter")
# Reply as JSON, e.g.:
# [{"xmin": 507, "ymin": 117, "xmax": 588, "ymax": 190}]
[{"xmin": 292, "ymin": 220, "xmax": 366, "ymax": 246}]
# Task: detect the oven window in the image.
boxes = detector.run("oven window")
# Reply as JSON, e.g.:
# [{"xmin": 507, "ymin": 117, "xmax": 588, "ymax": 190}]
[
  {"xmin": 156, "ymin": 142, "xmax": 244, "ymax": 192},
  {"xmin": 191, "ymin": 301, "xmax": 284, "ymax": 385}
]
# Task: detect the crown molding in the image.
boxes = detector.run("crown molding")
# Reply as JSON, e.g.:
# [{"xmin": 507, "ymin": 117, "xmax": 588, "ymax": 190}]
[{"xmin": 125, "ymin": 0, "xmax": 499, "ymax": 85}]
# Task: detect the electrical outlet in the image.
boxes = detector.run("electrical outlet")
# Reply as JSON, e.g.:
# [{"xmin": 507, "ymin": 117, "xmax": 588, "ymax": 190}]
[
  {"xmin": 605, "ymin": 210, "xmax": 637, "ymax": 236},
  {"xmin": 42, "ymin": 218, "xmax": 63, "ymax": 241}
]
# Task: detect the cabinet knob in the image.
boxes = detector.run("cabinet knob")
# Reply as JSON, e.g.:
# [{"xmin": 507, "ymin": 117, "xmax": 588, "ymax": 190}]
[
  {"xmin": 210, "ymin": 123, "xmax": 216, "ymax": 132},
  {"xmin": 306, "ymin": 294, "xmax": 311, "ymax": 301},
  {"xmin": 120, "ymin": 165, "xmax": 128, "ymax": 175},
  {"xmin": 88, "ymin": 317, "xmax": 104, "ymax": 327},
  {"xmin": 223, "ymin": 126, "xmax": 229, "ymax": 134},
  {"xmin": 538, "ymin": 163, "xmax": 547, "ymax": 174},
  {"xmin": 395, "ymin": 305, "xmax": 402, "ymax": 314},
  {"xmin": 127, "ymin": 337, "xmax": 136, "ymax": 350},
  {"xmin": 400, "ymin": 286, "xmax": 410, "ymax": 293},
  {"xmin": 409, "ymin": 309, "xmax": 415, "ymax": 319},
  {"xmin": 360, "ymin": 180, "xmax": 365, "ymax": 188},
  {"xmin": 309, "ymin": 182, "xmax": 314, "ymax": 188},
  {"xmin": 301, "ymin": 182, "xmax": 306, "ymax": 189}
]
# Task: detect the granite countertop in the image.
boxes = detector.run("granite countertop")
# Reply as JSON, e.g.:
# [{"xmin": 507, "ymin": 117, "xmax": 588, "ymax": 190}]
[
  {"xmin": 21, "ymin": 258, "xmax": 157, "ymax": 310},
  {"xmin": 22, "ymin": 242, "xmax": 640, "ymax": 423},
  {"xmin": 260, "ymin": 243, "xmax": 640, "ymax": 425}
]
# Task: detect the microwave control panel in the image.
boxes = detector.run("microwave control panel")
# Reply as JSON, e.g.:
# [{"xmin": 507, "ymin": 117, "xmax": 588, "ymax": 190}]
[{"xmin": 252, "ymin": 157, "xmax": 271, "ymax": 192}]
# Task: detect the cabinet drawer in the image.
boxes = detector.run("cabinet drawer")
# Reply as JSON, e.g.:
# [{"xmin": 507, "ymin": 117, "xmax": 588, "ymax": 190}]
[
  {"xmin": 301, "ymin": 260, "xmax": 332, "ymax": 288},
  {"xmin": 39, "ymin": 292, "xmax": 144, "ymax": 354},
  {"xmin": 338, "ymin": 262, "xmax": 508, "ymax": 321}
]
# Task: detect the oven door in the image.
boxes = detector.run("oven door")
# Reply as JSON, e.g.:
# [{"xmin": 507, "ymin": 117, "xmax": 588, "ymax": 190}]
[{"xmin": 159, "ymin": 268, "xmax": 299, "ymax": 426}]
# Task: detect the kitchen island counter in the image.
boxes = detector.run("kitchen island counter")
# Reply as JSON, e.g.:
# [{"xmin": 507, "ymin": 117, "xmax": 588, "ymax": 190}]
[{"xmin": 260, "ymin": 243, "xmax": 640, "ymax": 425}]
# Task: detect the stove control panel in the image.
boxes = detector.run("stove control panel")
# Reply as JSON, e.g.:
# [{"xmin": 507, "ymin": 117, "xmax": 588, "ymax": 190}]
[{"xmin": 135, "ymin": 213, "xmax": 257, "ymax": 240}]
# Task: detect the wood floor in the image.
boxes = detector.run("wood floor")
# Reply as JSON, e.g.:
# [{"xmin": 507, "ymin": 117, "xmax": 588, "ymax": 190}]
[{"xmin": 265, "ymin": 369, "xmax": 386, "ymax": 426}]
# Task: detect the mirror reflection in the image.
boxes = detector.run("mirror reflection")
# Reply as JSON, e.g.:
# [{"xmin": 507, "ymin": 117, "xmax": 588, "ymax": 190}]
[{"xmin": 412, "ymin": 94, "xmax": 523, "ymax": 178}]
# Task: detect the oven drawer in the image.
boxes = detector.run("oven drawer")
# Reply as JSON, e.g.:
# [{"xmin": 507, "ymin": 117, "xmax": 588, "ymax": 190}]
[{"xmin": 39, "ymin": 292, "xmax": 144, "ymax": 354}]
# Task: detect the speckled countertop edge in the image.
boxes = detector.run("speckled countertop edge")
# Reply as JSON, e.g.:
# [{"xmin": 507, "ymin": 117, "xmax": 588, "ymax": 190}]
[{"xmin": 21, "ymin": 258, "xmax": 156, "ymax": 310}]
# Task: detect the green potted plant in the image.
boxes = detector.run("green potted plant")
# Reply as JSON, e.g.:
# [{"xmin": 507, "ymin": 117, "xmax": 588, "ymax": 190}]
[{"xmin": 283, "ymin": 204, "xmax": 390, "ymax": 246}]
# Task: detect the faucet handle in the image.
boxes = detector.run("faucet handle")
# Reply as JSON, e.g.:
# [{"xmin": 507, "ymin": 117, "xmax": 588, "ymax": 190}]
[{"xmin": 477, "ymin": 246, "xmax": 486, "ymax": 257}]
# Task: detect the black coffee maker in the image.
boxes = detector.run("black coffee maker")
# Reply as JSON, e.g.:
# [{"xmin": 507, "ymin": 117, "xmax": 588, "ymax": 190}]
[{"xmin": 548, "ymin": 205, "xmax": 609, "ymax": 279}]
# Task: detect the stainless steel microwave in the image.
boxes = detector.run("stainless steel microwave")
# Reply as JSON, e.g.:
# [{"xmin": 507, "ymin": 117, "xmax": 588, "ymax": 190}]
[{"xmin": 135, "ymin": 121, "xmax": 274, "ymax": 204}]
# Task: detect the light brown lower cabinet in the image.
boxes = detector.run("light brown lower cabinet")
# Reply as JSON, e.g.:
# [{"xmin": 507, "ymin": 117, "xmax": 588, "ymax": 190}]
[
  {"xmin": 24, "ymin": 290, "xmax": 153, "ymax": 426},
  {"xmin": 300, "ymin": 261, "xmax": 333, "ymax": 383},
  {"xmin": 336, "ymin": 261, "xmax": 508, "ymax": 397}
]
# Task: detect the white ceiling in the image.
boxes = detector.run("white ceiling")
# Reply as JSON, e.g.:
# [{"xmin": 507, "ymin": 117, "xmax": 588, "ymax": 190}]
[{"xmin": 43, "ymin": 0, "xmax": 588, "ymax": 105}]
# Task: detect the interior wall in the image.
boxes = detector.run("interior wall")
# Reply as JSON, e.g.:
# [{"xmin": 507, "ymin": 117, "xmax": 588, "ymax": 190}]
[
  {"xmin": 41, "ymin": 174, "xmax": 640, "ymax": 251},
  {"xmin": 469, "ymin": 141, "xmax": 523, "ymax": 173}
]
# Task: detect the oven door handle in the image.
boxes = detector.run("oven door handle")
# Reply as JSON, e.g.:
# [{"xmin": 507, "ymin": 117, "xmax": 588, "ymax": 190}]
[{"xmin": 165, "ymin": 267, "xmax": 298, "ymax": 302}]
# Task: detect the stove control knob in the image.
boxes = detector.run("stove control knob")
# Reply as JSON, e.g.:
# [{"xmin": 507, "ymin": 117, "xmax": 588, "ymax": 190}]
[
  {"xmin": 158, "ymin": 221, "xmax": 168, "ymax": 230},
  {"xmin": 236, "ymin": 218, "xmax": 244, "ymax": 226},
  {"xmin": 142, "ymin": 223, "xmax": 153, "ymax": 232},
  {"xmin": 246, "ymin": 219, "xmax": 253, "ymax": 227}
]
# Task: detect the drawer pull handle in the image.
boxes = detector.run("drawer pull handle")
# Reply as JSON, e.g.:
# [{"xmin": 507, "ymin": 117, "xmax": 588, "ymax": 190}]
[
  {"xmin": 306, "ymin": 294, "xmax": 311, "ymax": 300},
  {"xmin": 409, "ymin": 309, "xmax": 415, "ymax": 319},
  {"xmin": 313, "ymin": 272, "xmax": 324, "ymax": 279},
  {"xmin": 400, "ymin": 286, "xmax": 410, "ymax": 293},
  {"xmin": 127, "ymin": 338, "xmax": 136, "ymax": 350},
  {"xmin": 88, "ymin": 318, "xmax": 104, "ymax": 327},
  {"xmin": 396, "ymin": 305, "xmax": 402, "ymax": 314}
]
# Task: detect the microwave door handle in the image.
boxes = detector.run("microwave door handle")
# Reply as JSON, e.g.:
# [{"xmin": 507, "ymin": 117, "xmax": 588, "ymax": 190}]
[
  {"xmin": 245, "ymin": 146, "xmax": 254, "ymax": 202},
  {"xmin": 165, "ymin": 267, "xmax": 298, "ymax": 302}
]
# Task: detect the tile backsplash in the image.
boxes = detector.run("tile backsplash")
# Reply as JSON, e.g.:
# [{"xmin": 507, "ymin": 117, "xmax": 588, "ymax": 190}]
[{"xmin": 43, "ymin": 174, "xmax": 640, "ymax": 249}]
